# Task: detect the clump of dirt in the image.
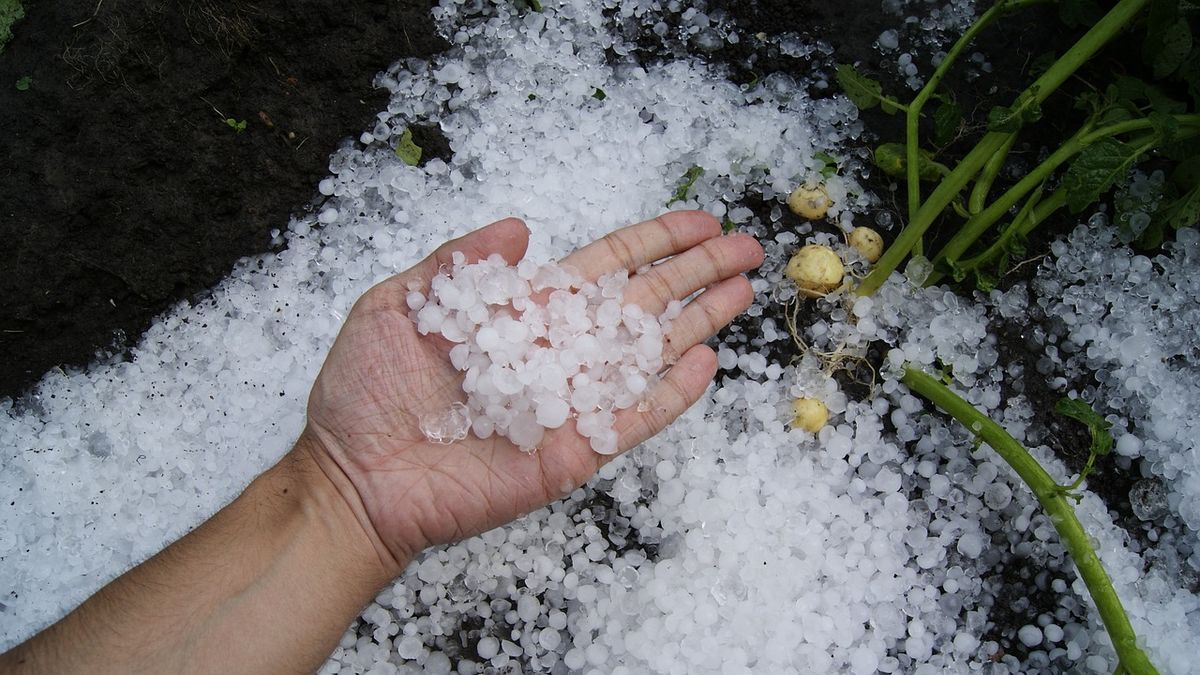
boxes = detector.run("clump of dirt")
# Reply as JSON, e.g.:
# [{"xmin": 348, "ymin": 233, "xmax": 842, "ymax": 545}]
[{"xmin": 0, "ymin": 0, "xmax": 446, "ymax": 400}]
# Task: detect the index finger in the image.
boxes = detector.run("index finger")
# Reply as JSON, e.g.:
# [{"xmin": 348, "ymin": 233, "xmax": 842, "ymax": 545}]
[{"xmin": 560, "ymin": 210, "xmax": 723, "ymax": 281}]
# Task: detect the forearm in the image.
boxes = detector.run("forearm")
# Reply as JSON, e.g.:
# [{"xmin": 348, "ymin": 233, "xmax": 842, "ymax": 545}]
[{"xmin": 1, "ymin": 440, "xmax": 402, "ymax": 674}]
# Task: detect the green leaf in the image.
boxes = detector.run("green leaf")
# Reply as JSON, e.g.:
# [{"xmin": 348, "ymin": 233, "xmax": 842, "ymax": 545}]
[
  {"xmin": 836, "ymin": 64, "xmax": 884, "ymax": 111},
  {"xmin": 1029, "ymin": 52, "xmax": 1059, "ymax": 79},
  {"xmin": 814, "ymin": 151, "xmax": 840, "ymax": 178},
  {"xmin": 1111, "ymin": 75, "xmax": 1187, "ymax": 115},
  {"xmin": 987, "ymin": 100, "xmax": 1042, "ymax": 133},
  {"xmin": 0, "ymin": 0, "xmax": 24, "ymax": 54},
  {"xmin": 1154, "ymin": 157, "xmax": 1200, "ymax": 229},
  {"xmin": 667, "ymin": 165, "xmax": 704, "ymax": 205},
  {"xmin": 15, "ymin": 74, "xmax": 31, "ymax": 91},
  {"xmin": 1062, "ymin": 137, "xmax": 1142, "ymax": 212},
  {"xmin": 932, "ymin": 100, "xmax": 962, "ymax": 145},
  {"xmin": 592, "ymin": 87, "xmax": 606, "ymax": 101},
  {"xmin": 722, "ymin": 218, "xmax": 735, "ymax": 233},
  {"xmin": 1148, "ymin": 18, "xmax": 1194, "ymax": 78},
  {"xmin": 1155, "ymin": 186, "xmax": 1200, "ymax": 230},
  {"xmin": 395, "ymin": 128, "xmax": 422, "ymax": 166},
  {"xmin": 1162, "ymin": 135, "xmax": 1200, "ymax": 163},
  {"xmin": 973, "ymin": 268, "xmax": 998, "ymax": 292},
  {"xmin": 1149, "ymin": 111, "xmax": 1180, "ymax": 142},
  {"xmin": 873, "ymin": 143, "xmax": 949, "ymax": 182},
  {"xmin": 1055, "ymin": 398, "xmax": 1114, "ymax": 457}
]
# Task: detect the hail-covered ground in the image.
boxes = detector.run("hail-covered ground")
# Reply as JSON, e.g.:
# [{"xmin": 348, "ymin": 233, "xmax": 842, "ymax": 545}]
[{"xmin": 2, "ymin": 0, "xmax": 1198, "ymax": 672}]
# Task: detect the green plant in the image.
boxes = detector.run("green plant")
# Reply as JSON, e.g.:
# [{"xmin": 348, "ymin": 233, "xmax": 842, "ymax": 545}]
[
  {"xmin": 224, "ymin": 118, "xmax": 248, "ymax": 133},
  {"xmin": 394, "ymin": 128, "xmax": 422, "ymax": 166},
  {"xmin": 15, "ymin": 75, "xmax": 31, "ymax": 91},
  {"xmin": 901, "ymin": 367, "xmax": 1157, "ymax": 674},
  {"xmin": 667, "ymin": 165, "xmax": 704, "ymax": 205},
  {"xmin": 0, "ymin": 0, "xmax": 24, "ymax": 54},
  {"xmin": 845, "ymin": 0, "xmax": 1199, "ymax": 295},
  {"xmin": 828, "ymin": 2, "xmax": 1188, "ymax": 670}
]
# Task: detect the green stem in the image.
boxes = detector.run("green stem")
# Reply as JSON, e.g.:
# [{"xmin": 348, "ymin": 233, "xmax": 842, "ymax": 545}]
[
  {"xmin": 857, "ymin": 0, "xmax": 1152, "ymax": 297},
  {"xmin": 906, "ymin": 0, "xmax": 1045, "ymax": 239},
  {"xmin": 901, "ymin": 367, "xmax": 1159, "ymax": 675},
  {"xmin": 927, "ymin": 187, "xmax": 1068, "ymax": 286},
  {"xmin": 931, "ymin": 115, "xmax": 1200, "ymax": 274},
  {"xmin": 969, "ymin": 132, "xmax": 1017, "ymax": 214}
]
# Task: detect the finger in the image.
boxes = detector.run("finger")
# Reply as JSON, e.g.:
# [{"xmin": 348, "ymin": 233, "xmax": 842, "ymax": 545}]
[
  {"xmin": 560, "ymin": 210, "xmax": 722, "ymax": 281},
  {"xmin": 385, "ymin": 217, "xmax": 530, "ymax": 291},
  {"xmin": 661, "ymin": 275, "xmax": 754, "ymax": 364},
  {"xmin": 623, "ymin": 233, "xmax": 763, "ymax": 315},
  {"xmin": 612, "ymin": 344, "xmax": 718, "ymax": 454}
]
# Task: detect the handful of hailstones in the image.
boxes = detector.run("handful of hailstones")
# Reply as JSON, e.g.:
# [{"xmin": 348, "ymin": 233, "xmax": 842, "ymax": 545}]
[{"xmin": 407, "ymin": 252, "xmax": 677, "ymax": 455}]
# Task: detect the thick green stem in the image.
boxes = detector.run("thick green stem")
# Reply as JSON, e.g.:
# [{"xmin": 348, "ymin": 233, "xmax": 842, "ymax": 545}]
[
  {"xmin": 901, "ymin": 367, "xmax": 1159, "ymax": 675},
  {"xmin": 969, "ymin": 133, "xmax": 1017, "ymax": 214},
  {"xmin": 857, "ymin": 0, "xmax": 1151, "ymax": 297},
  {"xmin": 931, "ymin": 116, "xmax": 1200, "ymax": 274}
]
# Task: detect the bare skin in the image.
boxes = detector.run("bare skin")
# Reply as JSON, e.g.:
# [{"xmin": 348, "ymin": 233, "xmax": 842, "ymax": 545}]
[{"xmin": 1, "ymin": 210, "xmax": 763, "ymax": 674}]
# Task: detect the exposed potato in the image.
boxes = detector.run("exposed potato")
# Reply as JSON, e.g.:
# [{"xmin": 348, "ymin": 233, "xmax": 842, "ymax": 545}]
[
  {"xmin": 848, "ymin": 226, "xmax": 884, "ymax": 263},
  {"xmin": 791, "ymin": 398, "xmax": 829, "ymax": 433},
  {"xmin": 787, "ymin": 184, "xmax": 831, "ymax": 220},
  {"xmin": 785, "ymin": 244, "xmax": 844, "ymax": 298}
]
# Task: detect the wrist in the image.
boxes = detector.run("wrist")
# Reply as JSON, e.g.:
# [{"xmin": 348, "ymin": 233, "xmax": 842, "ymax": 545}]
[{"xmin": 290, "ymin": 428, "xmax": 416, "ymax": 580}]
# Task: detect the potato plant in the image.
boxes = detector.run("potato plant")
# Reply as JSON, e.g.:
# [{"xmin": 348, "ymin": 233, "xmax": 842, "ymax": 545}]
[{"xmin": 822, "ymin": 0, "xmax": 1200, "ymax": 671}]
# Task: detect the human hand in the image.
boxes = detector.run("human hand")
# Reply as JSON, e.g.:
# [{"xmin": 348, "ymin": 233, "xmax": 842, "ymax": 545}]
[{"xmin": 298, "ymin": 211, "xmax": 764, "ymax": 574}]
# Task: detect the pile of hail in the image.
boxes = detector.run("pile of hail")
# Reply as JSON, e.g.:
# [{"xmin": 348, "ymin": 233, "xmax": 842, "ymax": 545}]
[{"xmin": 407, "ymin": 252, "xmax": 677, "ymax": 455}]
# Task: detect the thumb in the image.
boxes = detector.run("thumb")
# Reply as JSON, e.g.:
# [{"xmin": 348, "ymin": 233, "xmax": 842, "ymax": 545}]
[{"xmin": 413, "ymin": 217, "xmax": 530, "ymax": 283}]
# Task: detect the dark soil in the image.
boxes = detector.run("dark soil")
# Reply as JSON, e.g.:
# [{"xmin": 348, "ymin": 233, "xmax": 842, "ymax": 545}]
[{"xmin": 0, "ymin": 0, "xmax": 446, "ymax": 400}]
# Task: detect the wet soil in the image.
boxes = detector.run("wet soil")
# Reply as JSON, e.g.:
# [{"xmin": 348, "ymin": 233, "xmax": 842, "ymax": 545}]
[{"xmin": 0, "ymin": 0, "xmax": 446, "ymax": 400}]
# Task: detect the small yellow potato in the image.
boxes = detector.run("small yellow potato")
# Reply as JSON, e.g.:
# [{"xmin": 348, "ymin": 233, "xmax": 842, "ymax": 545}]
[
  {"xmin": 791, "ymin": 398, "xmax": 829, "ymax": 433},
  {"xmin": 848, "ymin": 226, "xmax": 884, "ymax": 263},
  {"xmin": 787, "ymin": 184, "xmax": 831, "ymax": 220},
  {"xmin": 785, "ymin": 244, "xmax": 844, "ymax": 298}
]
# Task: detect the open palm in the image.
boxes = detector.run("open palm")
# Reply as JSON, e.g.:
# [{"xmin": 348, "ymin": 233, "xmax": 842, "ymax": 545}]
[{"xmin": 300, "ymin": 211, "xmax": 763, "ymax": 572}]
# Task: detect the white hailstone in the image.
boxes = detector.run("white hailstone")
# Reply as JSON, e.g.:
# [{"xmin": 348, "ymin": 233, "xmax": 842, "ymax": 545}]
[
  {"xmin": 1018, "ymin": 624, "xmax": 1044, "ymax": 648},
  {"xmin": 414, "ymin": 255, "xmax": 672, "ymax": 453}
]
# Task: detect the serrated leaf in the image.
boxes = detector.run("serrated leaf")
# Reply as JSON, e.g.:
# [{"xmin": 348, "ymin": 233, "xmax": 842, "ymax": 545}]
[
  {"xmin": 1055, "ymin": 398, "xmax": 1114, "ymax": 457},
  {"xmin": 395, "ymin": 128, "xmax": 422, "ymax": 166},
  {"xmin": 1156, "ymin": 186, "xmax": 1200, "ymax": 229},
  {"xmin": 1149, "ymin": 111, "xmax": 1180, "ymax": 142},
  {"xmin": 933, "ymin": 100, "xmax": 963, "ymax": 145},
  {"xmin": 836, "ymin": 64, "xmax": 884, "ymax": 111},
  {"xmin": 1155, "ymin": 158, "xmax": 1200, "ymax": 229},
  {"xmin": 667, "ymin": 165, "xmax": 704, "ymax": 205},
  {"xmin": 973, "ymin": 268, "xmax": 998, "ymax": 292},
  {"xmin": 1063, "ymin": 137, "xmax": 1142, "ymax": 212},
  {"xmin": 1111, "ymin": 75, "xmax": 1187, "ymax": 115},
  {"xmin": 1148, "ymin": 18, "xmax": 1194, "ymax": 78},
  {"xmin": 987, "ymin": 100, "xmax": 1042, "ymax": 133}
]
